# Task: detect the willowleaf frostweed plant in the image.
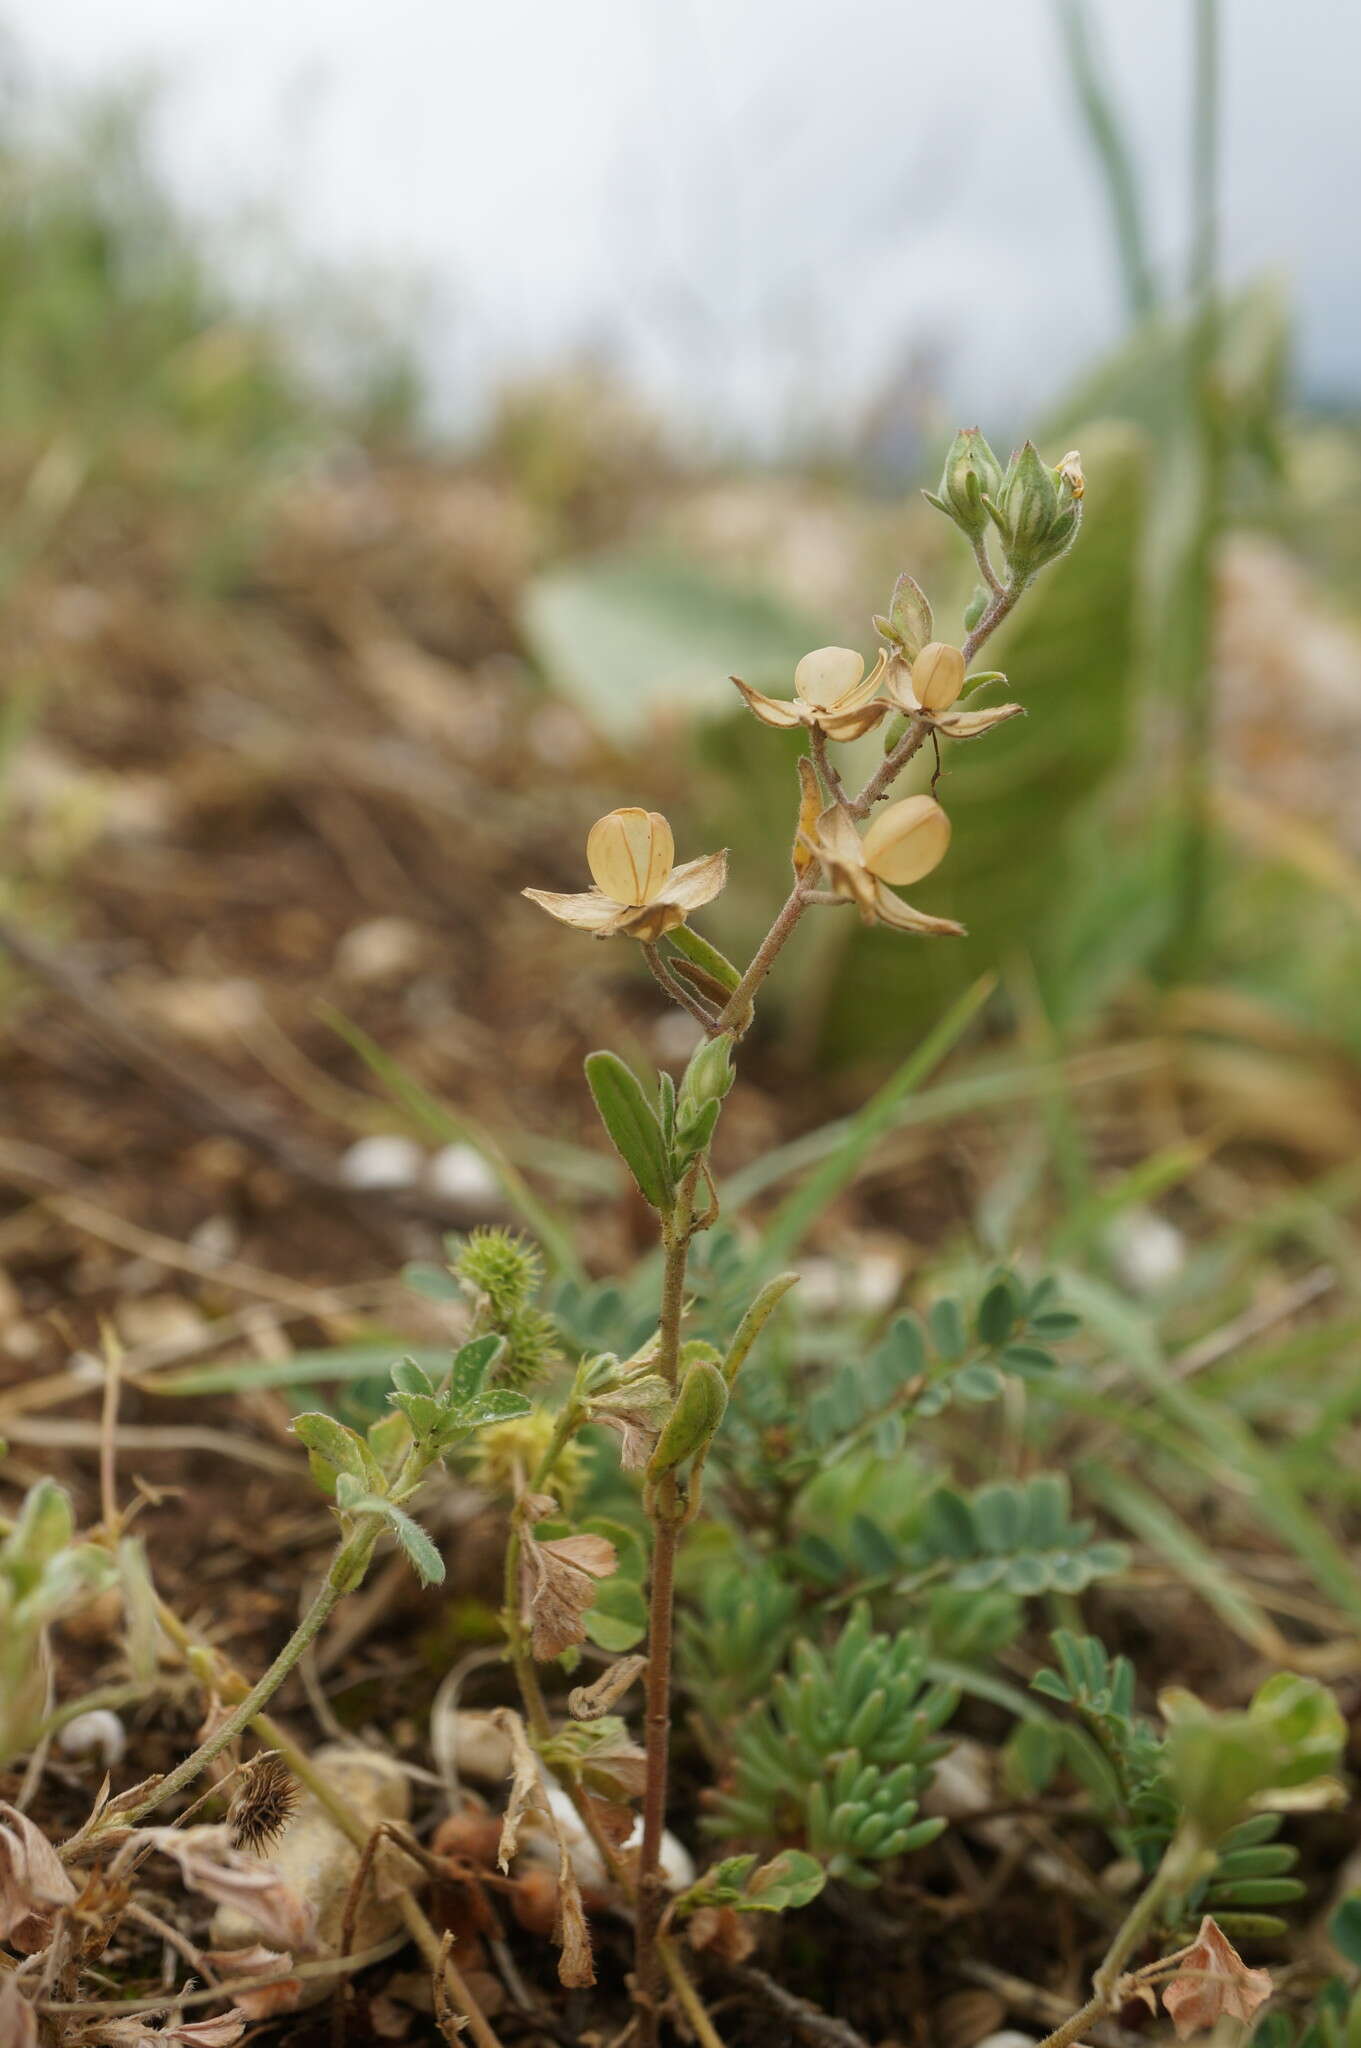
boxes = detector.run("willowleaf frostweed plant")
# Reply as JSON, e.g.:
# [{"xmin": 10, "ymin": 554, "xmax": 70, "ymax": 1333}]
[{"xmin": 515, "ymin": 430, "xmax": 1089, "ymax": 2042}]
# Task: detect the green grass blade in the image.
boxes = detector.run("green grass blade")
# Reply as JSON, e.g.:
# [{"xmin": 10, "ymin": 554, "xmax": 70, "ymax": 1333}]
[{"xmin": 750, "ymin": 974, "xmax": 995, "ymax": 1270}]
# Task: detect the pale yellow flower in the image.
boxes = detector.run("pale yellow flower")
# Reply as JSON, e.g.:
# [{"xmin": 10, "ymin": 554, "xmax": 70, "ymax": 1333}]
[
  {"xmin": 882, "ymin": 640, "xmax": 1024, "ymax": 740},
  {"xmin": 523, "ymin": 807, "xmax": 727, "ymax": 942},
  {"xmin": 731, "ymin": 646, "xmax": 890, "ymax": 743},
  {"xmin": 801, "ymin": 797, "xmax": 964, "ymax": 937}
]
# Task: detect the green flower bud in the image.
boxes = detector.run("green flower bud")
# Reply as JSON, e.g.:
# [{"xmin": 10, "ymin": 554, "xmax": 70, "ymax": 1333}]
[
  {"xmin": 989, "ymin": 441, "xmax": 1059, "ymax": 574},
  {"xmin": 647, "ymin": 1359, "xmax": 728, "ymax": 1478},
  {"xmin": 677, "ymin": 1032, "xmax": 735, "ymax": 1122},
  {"xmin": 926, "ymin": 427, "xmax": 1004, "ymax": 541}
]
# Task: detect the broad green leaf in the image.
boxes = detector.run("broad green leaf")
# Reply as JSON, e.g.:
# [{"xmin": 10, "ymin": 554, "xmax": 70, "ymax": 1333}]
[
  {"xmin": 522, "ymin": 550, "xmax": 830, "ymax": 740},
  {"xmin": 291, "ymin": 1412, "xmax": 375, "ymax": 1484},
  {"xmin": 584, "ymin": 1051, "xmax": 673, "ymax": 1212}
]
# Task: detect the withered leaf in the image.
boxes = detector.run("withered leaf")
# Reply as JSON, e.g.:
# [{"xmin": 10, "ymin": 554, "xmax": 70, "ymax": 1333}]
[{"xmin": 521, "ymin": 1529, "xmax": 618, "ymax": 1661}]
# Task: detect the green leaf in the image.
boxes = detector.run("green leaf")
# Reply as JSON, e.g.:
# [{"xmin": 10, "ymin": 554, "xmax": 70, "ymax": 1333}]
[
  {"xmin": 445, "ymin": 1387, "xmax": 534, "ymax": 1435},
  {"xmin": 584, "ymin": 1051, "xmax": 674, "ymax": 1212},
  {"xmin": 291, "ymin": 1412, "xmax": 376, "ymax": 1484},
  {"xmin": 449, "ymin": 1334, "xmax": 505, "ymax": 1403},
  {"xmin": 667, "ymin": 922, "xmax": 742, "ymax": 994},
  {"xmin": 401, "ymin": 1262, "xmax": 461, "ymax": 1303},
  {"xmin": 722, "ymin": 1272, "xmax": 799, "ymax": 1388},
  {"xmin": 976, "ymin": 1277, "xmax": 1019, "ymax": 1348},
  {"xmin": 381, "ymin": 1503, "xmax": 446, "ymax": 1587},
  {"xmin": 583, "ymin": 1576, "xmax": 648, "ymax": 1651},
  {"xmin": 1330, "ymin": 1896, "xmax": 1361, "ymax": 1968},
  {"xmin": 391, "ymin": 1357, "xmax": 435, "ymax": 1397},
  {"xmin": 743, "ymin": 1849, "xmax": 826, "ymax": 1912},
  {"xmin": 521, "ymin": 549, "xmax": 830, "ymax": 739}
]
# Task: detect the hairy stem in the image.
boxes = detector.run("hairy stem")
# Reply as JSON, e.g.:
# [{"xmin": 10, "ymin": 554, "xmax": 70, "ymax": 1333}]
[
  {"xmin": 1032, "ymin": 1830, "xmax": 1207, "ymax": 2048},
  {"xmin": 643, "ymin": 941, "xmax": 721, "ymax": 1034},
  {"xmin": 971, "ymin": 533, "xmax": 1004, "ymax": 599},
  {"xmin": 82, "ymin": 1520, "xmax": 380, "ymax": 1838},
  {"xmin": 848, "ymin": 716, "xmax": 932, "ymax": 818},
  {"xmin": 503, "ymin": 1405, "xmax": 584, "ymax": 1742},
  {"xmin": 963, "ymin": 574, "xmax": 1028, "ymax": 665},
  {"xmin": 635, "ymin": 1163, "xmax": 700, "ymax": 2044},
  {"xmin": 713, "ymin": 882, "xmax": 808, "ymax": 1034},
  {"xmin": 107, "ymin": 1589, "xmax": 505, "ymax": 2047}
]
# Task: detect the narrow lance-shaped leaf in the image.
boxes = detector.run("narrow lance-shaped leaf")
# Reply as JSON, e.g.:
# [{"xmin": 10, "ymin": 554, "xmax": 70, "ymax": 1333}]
[
  {"xmin": 722, "ymin": 1273, "xmax": 799, "ymax": 1388},
  {"xmin": 584, "ymin": 1051, "xmax": 674, "ymax": 1212}
]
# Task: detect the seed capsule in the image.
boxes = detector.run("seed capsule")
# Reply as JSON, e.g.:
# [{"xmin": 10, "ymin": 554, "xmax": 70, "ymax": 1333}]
[
  {"xmin": 861, "ymin": 795, "xmax": 951, "ymax": 886},
  {"xmin": 910, "ymin": 642, "xmax": 966, "ymax": 712},
  {"xmin": 585, "ymin": 808, "xmax": 674, "ymax": 906}
]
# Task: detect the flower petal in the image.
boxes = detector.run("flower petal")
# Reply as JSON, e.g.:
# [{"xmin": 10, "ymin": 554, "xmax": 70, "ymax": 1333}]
[
  {"xmin": 836, "ymin": 647, "xmax": 890, "ymax": 709},
  {"xmin": 819, "ymin": 700, "xmax": 890, "ymax": 743},
  {"xmin": 872, "ymin": 881, "xmax": 965, "ymax": 937},
  {"xmin": 523, "ymin": 888, "xmax": 627, "ymax": 934},
  {"xmin": 587, "ymin": 809, "xmax": 674, "ymax": 906},
  {"xmin": 659, "ymin": 849, "xmax": 729, "ymax": 913},
  {"xmin": 794, "ymin": 646, "xmax": 864, "ymax": 710},
  {"xmin": 729, "ymin": 676, "xmax": 805, "ymax": 729},
  {"xmin": 934, "ymin": 703, "xmax": 1025, "ymax": 739},
  {"xmin": 861, "ymin": 795, "xmax": 951, "ymax": 886},
  {"xmin": 880, "ymin": 661, "xmax": 923, "ymax": 711}
]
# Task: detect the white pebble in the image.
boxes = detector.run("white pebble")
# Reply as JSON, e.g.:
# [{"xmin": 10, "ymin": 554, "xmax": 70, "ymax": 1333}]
[
  {"xmin": 523, "ymin": 1782, "xmax": 694, "ymax": 1893},
  {"xmin": 339, "ymin": 1135, "xmax": 424, "ymax": 1191},
  {"xmin": 58, "ymin": 1709, "xmax": 127, "ymax": 1767},
  {"xmin": 1106, "ymin": 1207, "xmax": 1187, "ymax": 1295},
  {"xmin": 426, "ymin": 1144, "xmax": 501, "ymax": 1207}
]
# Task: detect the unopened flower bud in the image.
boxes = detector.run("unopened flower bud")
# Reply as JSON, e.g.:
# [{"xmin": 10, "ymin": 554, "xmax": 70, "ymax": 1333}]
[
  {"xmin": 991, "ymin": 441, "xmax": 1060, "ymax": 574},
  {"xmin": 928, "ymin": 427, "xmax": 1004, "ymax": 540},
  {"xmin": 910, "ymin": 642, "xmax": 966, "ymax": 712},
  {"xmin": 586, "ymin": 808, "xmax": 674, "ymax": 908},
  {"xmin": 861, "ymin": 795, "xmax": 951, "ymax": 886}
]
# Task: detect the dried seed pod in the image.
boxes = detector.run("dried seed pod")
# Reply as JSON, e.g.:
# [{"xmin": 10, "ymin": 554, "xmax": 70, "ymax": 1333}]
[
  {"xmin": 910, "ymin": 642, "xmax": 966, "ymax": 713},
  {"xmin": 861, "ymin": 795, "xmax": 952, "ymax": 887},
  {"xmin": 228, "ymin": 1753, "xmax": 298, "ymax": 1852}
]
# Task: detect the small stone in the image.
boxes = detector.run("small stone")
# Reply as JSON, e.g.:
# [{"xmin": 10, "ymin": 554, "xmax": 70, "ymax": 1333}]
[
  {"xmin": 427, "ymin": 1144, "xmax": 501, "ymax": 1207},
  {"xmin": 339, "ymin": 1135, "xmax": 425, "ymax": 1191},
  {"xmin": 334, "ymin": 917, "xmax": 427, "ymax": 987}
]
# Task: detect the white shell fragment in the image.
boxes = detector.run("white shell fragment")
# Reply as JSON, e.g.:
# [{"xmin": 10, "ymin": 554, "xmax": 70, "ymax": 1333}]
[
  {"xmin": 57, "ymin": 1709, "xmax": 127, "ymax": 1767},
  {"xmin": 518, "ymin": 1783, "xmax": 695, "ymax": 1895}
]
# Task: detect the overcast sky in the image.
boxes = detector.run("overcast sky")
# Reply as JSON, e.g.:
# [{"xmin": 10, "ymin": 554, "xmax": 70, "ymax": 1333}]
[{"xmin": 5, "ymin": 1, "xmax": 1358, "ymax": 444}]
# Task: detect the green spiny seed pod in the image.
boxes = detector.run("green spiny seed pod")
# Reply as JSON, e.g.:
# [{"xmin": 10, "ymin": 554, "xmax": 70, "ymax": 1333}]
[
  {"xmin": 455, "ymin": 1228, "xmax": 543, "ymax": 1319},
  {"xmin": 926, "ymin": 427, "xmax": 1004, "ymax": 540}
]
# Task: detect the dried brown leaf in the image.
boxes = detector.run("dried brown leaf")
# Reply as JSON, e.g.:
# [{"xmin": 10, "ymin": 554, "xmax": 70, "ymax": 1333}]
[
  {"xmin": 521, "ymin": 1528, "xmax": 618, "ymax": 1660},
  {"xmin": 1162, "ymin": 1917, "xmax": 1274, "ymax": 2040},
  {"xmin": 0, "ymin": 1801, "xmax": 77, "ymax": 1954}
]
